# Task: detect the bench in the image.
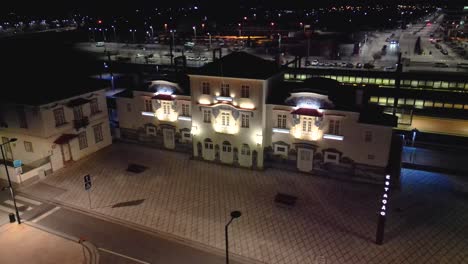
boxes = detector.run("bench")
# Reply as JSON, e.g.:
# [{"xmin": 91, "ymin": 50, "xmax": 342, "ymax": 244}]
[{"xmin": 274, "ymin": 193, "xmax": 298, "ymax": 207}]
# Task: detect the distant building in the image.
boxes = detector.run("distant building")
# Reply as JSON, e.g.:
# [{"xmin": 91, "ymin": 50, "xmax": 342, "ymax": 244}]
[
  {"xmin": 0, "ymin": 80, "xmax": 112, "ymax": 184},
  {"xmin": 114, "ymin": 52, "xmax": 397, "ymax": 179}
]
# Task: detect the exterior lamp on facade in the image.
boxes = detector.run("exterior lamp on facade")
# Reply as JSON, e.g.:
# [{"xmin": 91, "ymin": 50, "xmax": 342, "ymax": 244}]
[
  {"xmin": 255, "ymin": 133, "xmax": 263, "ymax": 146},
  {"xmin": 191, "ymin": 125, "xmax": 199, "ymax": 135}
]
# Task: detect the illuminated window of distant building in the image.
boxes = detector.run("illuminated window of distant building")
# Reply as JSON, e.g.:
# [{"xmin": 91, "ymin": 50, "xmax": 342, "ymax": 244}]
[
  {"xmin": 302, "ymin": 117, "xmax": 313, "ymax": 132},
  {"xmin": 277, "ymin": 114, "xmax": 287, "ymax": 128},
  {"xmin": 162, "ymin": 101, "xmax": 171, "ymax": 114},
  {"xmin": 222, "ymin": 141, "xmax": 232, "ymax": 152},
  {"xmin": 221, "ymin": 83, "xmax": 230, "ymax": 97},
  {"xmin": 241, "ymin": 85, "xmax": 250, "ymax": 98},
  {"xmin": 203, "ymin": 110, "xmax": 211, "ymax": 123},
  {"xmin": 364, "ymin": 131, "xmax": 373, "ymax": 143},
  {"xmin": 144, "ymin": 99, "xmax": 152, "ymax": 112},
  {"xmin": 328, "ymin": 119, "xmax": 341, "ymax": 135},
  {"xmin": 221, "ymin": 112, "xmax": 230, "ymax": 126},
  {"xmin": 241, "ymin": 144, "xmax": 250, "ymax": 155},
  {"xmin": 424, "ymin": 101, "xmax": 433, "ymax": 107},
  {"xmin": 202, "ymin": 82, "xmax": 210, "ymax": 94},
  {"xmin": 181, "ymin": 104, "xmax": 190, "ymax": 116},
  {"xmin": 241, "ymin": 113, "xmax": 249, "ymax": 128},
  {"xmin": 24, "ymin": 141, "xmax": 33, "ymax": 152}
]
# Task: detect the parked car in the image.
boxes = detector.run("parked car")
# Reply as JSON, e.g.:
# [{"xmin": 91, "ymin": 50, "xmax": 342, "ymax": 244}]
[
  {"xmin": 441, "ymin": 49, "xmax": 448, "ymax": 55},
  {"xmin": 356, "ymin": 63, "xmax": 363, "ymax": 68},
  {"xmin": 346, "ymin": 63, "xmax": 354, "ymax": 68},
  {"xmin": 457, "ymin": 63, "xmax": 468, "ymax": 69},
  {"xmin": 434, "ymin": 62, "xmax": 449, "ymax": 68},
  {"xmin": 435, "ymin": 43, "xmax": 441, "ymax": 49},
  {"xmin": 384, "ymin": 66, "xmax": 396, "ymax": 71},
  {"xmin": 340, "ymin": 62, "xmax": 348, "ymax": 67},
  {"xmin": 95, "ymin": 42, "xmax": 105, "ymax": 47},
  {"xmin": 311, "ymin": 60, "xmax": 319, "ymax": 66}
]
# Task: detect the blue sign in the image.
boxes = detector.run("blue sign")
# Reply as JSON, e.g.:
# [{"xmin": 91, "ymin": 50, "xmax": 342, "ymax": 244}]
[{"xmin": 13, "ymin": 160, "xmax": 22, "ymax": 168}]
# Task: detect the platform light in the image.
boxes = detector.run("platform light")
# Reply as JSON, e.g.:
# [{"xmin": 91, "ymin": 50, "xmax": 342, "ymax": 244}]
[
  {"xmin": 142, "ymin": 112, "xmax": 156, "ymax": 117},
  {"xmin": 323, "ymin": 134, "xmax": 344, "ymax": 141}
]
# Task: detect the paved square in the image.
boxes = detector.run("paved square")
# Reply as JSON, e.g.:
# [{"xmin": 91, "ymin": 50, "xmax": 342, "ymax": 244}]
[{"xmin": 24, "ymin": 143, "xmax": 468, "ymax": 264}]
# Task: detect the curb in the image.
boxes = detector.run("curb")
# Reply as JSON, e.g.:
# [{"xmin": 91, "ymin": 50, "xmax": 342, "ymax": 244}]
[
  {"xmin": 18, "ymin": 192, "xmax": 265, "ymax": 264},
  {"xmin": 24, "ymin": 221, "xmax": 100, "ymax": 264}
]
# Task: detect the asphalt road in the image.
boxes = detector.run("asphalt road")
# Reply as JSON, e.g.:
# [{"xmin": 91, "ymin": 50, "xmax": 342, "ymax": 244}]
[{"xmin": 12, "ymin": 195, "xmax": 243, "ymax": 264}]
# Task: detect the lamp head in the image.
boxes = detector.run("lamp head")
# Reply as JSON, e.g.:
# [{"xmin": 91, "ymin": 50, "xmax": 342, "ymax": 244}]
[{"xmin": 230, "ymin": 211, "xmax": 241, "ymax": 219}]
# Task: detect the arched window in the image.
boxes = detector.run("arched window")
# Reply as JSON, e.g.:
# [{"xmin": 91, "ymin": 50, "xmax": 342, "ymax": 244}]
[
  {"xmin": 241, "ymin": 144, "xmax": 250, "ymax": 155},
  {"xmin": 204, "ymin": 138, "xmax": 213, "ymax": 149},
  {"xmin": 222, "ymin": 141, "xmax": 232, "ymax": 152}
]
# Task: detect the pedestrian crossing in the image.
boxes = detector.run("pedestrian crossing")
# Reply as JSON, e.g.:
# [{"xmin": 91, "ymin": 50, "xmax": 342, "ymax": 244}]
[{"xmin": 0, "ymin": 195, "xmax": 42, "ymax": 216}]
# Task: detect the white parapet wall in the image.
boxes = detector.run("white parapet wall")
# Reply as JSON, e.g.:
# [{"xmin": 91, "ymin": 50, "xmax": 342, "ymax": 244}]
[{"xmin": 0, "ymin": 162, "xmax": 51, "ymax": 184}]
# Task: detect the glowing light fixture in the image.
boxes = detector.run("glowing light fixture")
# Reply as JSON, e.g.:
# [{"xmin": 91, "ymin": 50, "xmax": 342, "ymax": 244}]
[
  {"xmin": 272, "ymin": 128, "xmax": 290, "ymax": 134},
  {"xmin": 178, "ymin": 116, "xmax": 192, "ymax": 121},
  {"xmin": 323, "ymin": 134, "xmax": 344, "ymax": 141},
  {"xmin": 142, "ymin": 112, "xmax": 156, "ymax": 117},
  {"xmin": 215, "ymin": 96, "xmax": 233, "ymax": 102}
]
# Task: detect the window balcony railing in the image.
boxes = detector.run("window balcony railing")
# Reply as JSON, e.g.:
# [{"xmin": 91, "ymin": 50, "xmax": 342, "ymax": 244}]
[{"xmin": 73, "ymin": 116, "xmax": 89, "ymax": 130}]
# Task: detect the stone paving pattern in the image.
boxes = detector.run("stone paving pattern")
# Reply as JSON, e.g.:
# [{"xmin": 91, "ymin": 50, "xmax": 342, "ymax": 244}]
[{"xmin": 29, "ymin": 143, "xmax": 468, "ymax": 264}]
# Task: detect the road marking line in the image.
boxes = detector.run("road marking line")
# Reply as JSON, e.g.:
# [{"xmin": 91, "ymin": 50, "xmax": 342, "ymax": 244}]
[
  {"xmin": 4, "ymin": 200, "xmax": 24, "ymax": 207},
  {"xmin": 98, "ymin": 248, "xmax": 151, "ymax": 264},
  {"xmin": 16, "ymin": 195, "xmax": 42, "ymax": 205},
  {"xmin": 31, "ymin": 206, "xmax": 61, "ymax": 223},
  {"xmin": 0, "ymin": 205, "xmax": 23, "ymax": 216}
]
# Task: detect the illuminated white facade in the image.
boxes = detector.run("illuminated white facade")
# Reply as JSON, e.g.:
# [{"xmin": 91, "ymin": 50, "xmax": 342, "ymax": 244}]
[
  {"xmin": 0, "ymin": 89, "xmax": 112, "ymax": 182},
  {"xmin": 115, "ymin": 53, "xmax": 395, "ymax": 176}
]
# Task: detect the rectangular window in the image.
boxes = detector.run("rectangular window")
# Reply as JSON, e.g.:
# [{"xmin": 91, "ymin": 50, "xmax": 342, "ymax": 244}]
[
  {"xmin": 302, "ymin": 117, "xmax": 313, "ymax": 132},
  {"xmin": 93, "ymin": 124, "xmax": 103, "ymax": 143},
  {"xmin": 328, "ymin": 119, "xmax": 341, "ymax": 135},
  {"xmin": 364, "ymin": 131, "xmax": 372, "ymax": 142},
  {"xmin": 17, "ymin": 107, "xmax": 28, "ymax": 128},
  {"xmin": 54, "ymin": 108, "xmax": 66, "ymax": 126},
  {"xmin": 203, "ymin": 110, "xmax": 211, "ymax": 123},
  {"xmin": 274, "ymin": 145, "xmax": 288, "ymax": 155},
  {"xmin": 221, "ymin": 83, "xmax": 230, "ymax": 97},
  {"xmin": 202, "ymin": 82, "xmax": 210, "ymax": 95},
  {"xmin": 78, "ymin": 132, "xmax": 88, "ymax": 150},
  {"xmin": 73, "ymin": 106, "xmax": 83, "ymax": 120},
  {"xmin": 241, "ymin": 113, "xmax": 249, "ymax": 128},
  {"xmin": 24, "ymin": 141, "xmax": 33, "ymax": 152},
  {"xmin": 241, "ymin": 85, "xmax": 250, "ymax": 98},
  {"xmin": 277, "ymin": 114, "xmax": 287, "ymax": 128},
  {"xmin": 221, "ymin": 112, "xmax": 230, "ymax": 126},
  {"xmin": 162, "ymin": 102, "xmax": 171, "ymax": 114},
  {"xmin": 90, "ymin": 98, "xmax": 100, "ymax": 115},
  {"xmin": 181, "ymin": 104, "xmax": 190, "ymax": 116},
  {"xmin": 144, "ymin": 99, "xmax": 153, "ymax": 112}
]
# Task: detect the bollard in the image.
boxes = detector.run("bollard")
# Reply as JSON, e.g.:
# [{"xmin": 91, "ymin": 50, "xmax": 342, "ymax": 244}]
[{"xmin": 9, "ymin": 213, "xmax": 16, "ymax": 223}]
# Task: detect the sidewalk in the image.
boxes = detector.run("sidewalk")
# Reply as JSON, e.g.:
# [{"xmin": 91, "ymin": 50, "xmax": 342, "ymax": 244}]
[{"xmin": 0, "ymin": 223, "xmax": 85, "ymax": 264}]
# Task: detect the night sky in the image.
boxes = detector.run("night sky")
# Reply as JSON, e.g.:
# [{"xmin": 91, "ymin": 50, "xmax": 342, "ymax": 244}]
[{"xmin": 1, "ymin": 0, "xmax": 461, "ymax": 16}]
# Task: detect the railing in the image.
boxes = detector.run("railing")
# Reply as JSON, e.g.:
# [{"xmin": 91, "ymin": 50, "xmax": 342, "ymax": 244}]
[{"xmin": 73, "ymin": 116, "xmax": 89, "ymax": 130}]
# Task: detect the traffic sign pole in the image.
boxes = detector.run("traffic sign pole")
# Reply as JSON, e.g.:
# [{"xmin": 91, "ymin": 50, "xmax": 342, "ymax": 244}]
[{"xmin": 84, "ymin": 175, "xmax": 92, "ymax": 209}]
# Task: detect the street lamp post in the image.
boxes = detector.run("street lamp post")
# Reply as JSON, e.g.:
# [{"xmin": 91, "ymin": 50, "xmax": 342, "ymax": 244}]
[
  {"xmin": 130, "ymin": 29, "xmax": 136, "ymax": 43},
  {"xmin": 149, "ymin": 26, "xmax": 154, "ymax": 40},
  {"xmin": 193, "ymin": 26, "xmax": 197, "ymax": 45},
  {"xmin": 207, "ymin": 32, "xmax": 212, "ymax": 49},
  {"xmin": 0, "ymin": 138, "xmax": 21, "ymax": 224},
  {"xmin": 225, "ymin": 211, "xmax": 241, "ymax": 264},
  {"xmin": 111, "ymin": 26, "xmax": 117, "ymax": 42}
]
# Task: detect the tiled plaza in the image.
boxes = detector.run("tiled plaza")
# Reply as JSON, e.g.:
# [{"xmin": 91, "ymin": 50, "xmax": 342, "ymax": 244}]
[{"xmin": 23, "ymin": 143, "xmax": 468, "ymax": 264}]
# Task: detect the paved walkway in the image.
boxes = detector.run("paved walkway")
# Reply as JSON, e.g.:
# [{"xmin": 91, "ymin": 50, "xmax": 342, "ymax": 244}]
[
  {"xmin": 0, "ymin": 223, "xmax": 85, "ymax": 264},
  {"xmin": 21, "ymin": 143, "xmax": 468, "ymax": 264}
]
